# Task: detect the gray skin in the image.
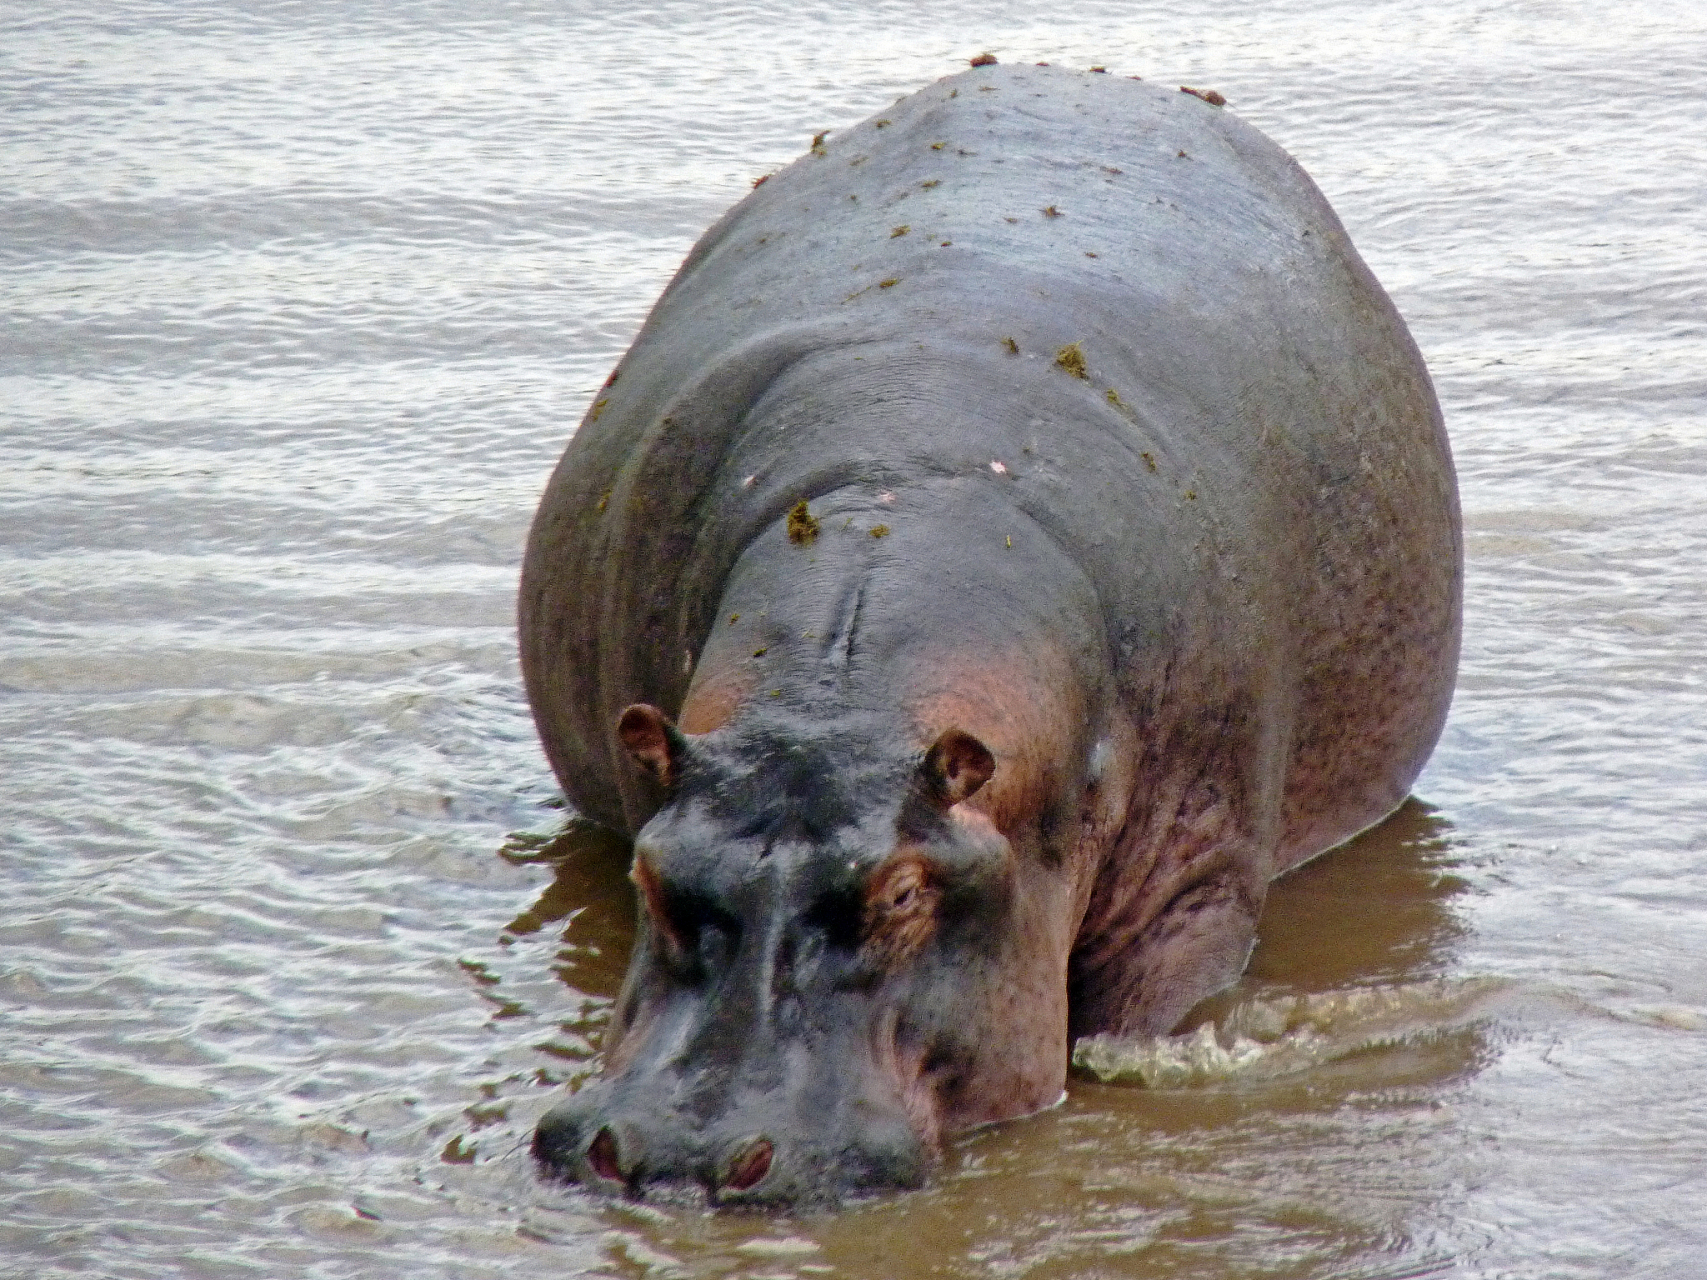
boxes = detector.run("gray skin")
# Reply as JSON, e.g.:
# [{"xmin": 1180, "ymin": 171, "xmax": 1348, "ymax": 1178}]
[{"xmin": 520, "ymin": 63, "xmax": 1461, "ymax": 1206}]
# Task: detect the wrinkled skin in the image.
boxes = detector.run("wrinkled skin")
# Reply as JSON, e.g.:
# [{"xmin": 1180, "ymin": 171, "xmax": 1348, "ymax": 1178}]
[{"xmin": 520, "ymin": 63, "xmax": 1461, "ymax": 1206}]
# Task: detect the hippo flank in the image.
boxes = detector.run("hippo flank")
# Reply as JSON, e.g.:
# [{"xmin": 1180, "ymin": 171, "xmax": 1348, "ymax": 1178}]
[{"xmin": 520, "ymin": 61, "xmax": 1461, "ymax": 1205}]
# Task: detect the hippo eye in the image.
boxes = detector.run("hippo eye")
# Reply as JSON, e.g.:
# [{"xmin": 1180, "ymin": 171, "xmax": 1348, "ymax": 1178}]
[
  {"xmin": 696, "ymin": 922, "xmax": 731, "ymax": 970},
  {"xmin": 632, "ymin": 855, "xmax": 736, "ymax": 978},
  {"xmin": 860, "ymin": 854, "xmax": 942, "ymax": 969},
  {"xmin": 651, "ymin": 898, "xmax": 739, "ymax": 981}
]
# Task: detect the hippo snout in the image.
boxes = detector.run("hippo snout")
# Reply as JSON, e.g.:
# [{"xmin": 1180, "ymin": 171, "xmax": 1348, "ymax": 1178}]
[{"xmin": 531, "ymin": 1087, "xmax": 927, "ymax": 1205}]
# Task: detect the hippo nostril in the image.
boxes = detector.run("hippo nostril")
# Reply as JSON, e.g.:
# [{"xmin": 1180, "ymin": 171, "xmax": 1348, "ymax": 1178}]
[
  {"xmin": 587, "ymin": 1127, "xmax": 624, "ymax": 1183},
  {"xmin": 722, "ymin": 1136, "xmax": 774, "ymax": 1191}
]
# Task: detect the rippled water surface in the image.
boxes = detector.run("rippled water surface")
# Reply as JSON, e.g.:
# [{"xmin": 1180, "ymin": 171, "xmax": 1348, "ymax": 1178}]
[{"xmin": 5, "ymin": 1, "xmax": 1705, "ymax": 1276}]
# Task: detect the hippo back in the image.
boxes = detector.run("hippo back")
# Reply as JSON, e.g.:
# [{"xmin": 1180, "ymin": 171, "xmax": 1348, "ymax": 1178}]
[{"xmin": 520, "ymin": 63, "xmax": 1460, "ymax": 861}]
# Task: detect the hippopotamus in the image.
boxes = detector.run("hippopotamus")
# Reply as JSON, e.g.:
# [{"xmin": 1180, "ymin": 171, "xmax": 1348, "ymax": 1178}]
[{"xmin": 519, "ymin": 60, "xmax": 1461, "ymax": 1205}]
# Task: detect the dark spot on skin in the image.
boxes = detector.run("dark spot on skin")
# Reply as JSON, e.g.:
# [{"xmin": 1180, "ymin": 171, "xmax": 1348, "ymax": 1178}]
[
  {"xmin": 1055, "ymin": 342, "xmax": 1088, "ymax": 378},
  {"xmin": 970, "ymin": 52, "xmax": 997, "ymax": 66},
  {"xmin": 787, "ymin": 500, "xmax": 820, "ymax": 545},
  {"xmin": 1180, "ymin": 86, "xmax": 1227, "ymax": 106}
]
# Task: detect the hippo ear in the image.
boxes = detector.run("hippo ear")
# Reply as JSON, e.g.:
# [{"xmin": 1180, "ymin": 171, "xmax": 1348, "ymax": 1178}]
[
  {"xmin": 920, "ymin": 728, "xmax": 995, "ymax": 808},
  {"xmin": 617, "ymin": 704, "xmax": 688, "ymax": 787}
]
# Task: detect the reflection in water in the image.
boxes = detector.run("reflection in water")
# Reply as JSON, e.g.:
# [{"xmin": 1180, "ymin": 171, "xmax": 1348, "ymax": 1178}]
[
  {"xmin": 501, "ymin": 818, "xmax": 637, "ymax": 1004},
  {"xmin": 494, "ymin": 820, "xmax": 637, "ymax": 1099},
  {"xmin": 1240, "ymin": 799, "xmax": 1467, "ymax": 992}
]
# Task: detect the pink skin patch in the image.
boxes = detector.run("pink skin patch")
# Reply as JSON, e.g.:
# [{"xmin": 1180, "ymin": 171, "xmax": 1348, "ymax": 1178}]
[
  {"xmin": 677, "ymin": 664, "xmax": 757, "ymax": 734},
  {"xmin": 723, "ymin": 1137, "xmax": 773, "ymax": 1190},
  {"xmin": 587, "ymin": 1128, "xmax": 622, "ymax": 1181}
]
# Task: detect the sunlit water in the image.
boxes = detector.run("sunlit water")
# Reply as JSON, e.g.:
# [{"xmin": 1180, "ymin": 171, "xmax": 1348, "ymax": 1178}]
[{"xmin": 4, "ymin": 2, "xmax": 1705, "ymax": 1276}]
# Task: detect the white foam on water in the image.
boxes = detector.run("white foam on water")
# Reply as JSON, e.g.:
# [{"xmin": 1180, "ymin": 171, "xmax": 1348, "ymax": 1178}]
[{"xmin": 1071, "ymin": 977, "xmax": 1511, "ymax": 1088}]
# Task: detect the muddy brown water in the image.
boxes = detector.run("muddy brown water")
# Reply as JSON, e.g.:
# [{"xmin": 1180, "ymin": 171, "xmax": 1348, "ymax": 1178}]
[{"xmin": 4, "ymin": 2, "xmax": 1705, "ymax": 1277}]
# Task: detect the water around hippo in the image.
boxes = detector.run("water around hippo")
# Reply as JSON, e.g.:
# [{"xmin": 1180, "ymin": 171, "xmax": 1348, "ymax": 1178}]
[{"xmin": 4, "ymin": 1, "xmax": 1705, "ymax": 1277}]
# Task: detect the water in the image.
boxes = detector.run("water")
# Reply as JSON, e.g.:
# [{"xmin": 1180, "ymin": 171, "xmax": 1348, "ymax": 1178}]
[{"xmin": 4, "ymin": 1, "xmax": 1705, "ymax": 1275}]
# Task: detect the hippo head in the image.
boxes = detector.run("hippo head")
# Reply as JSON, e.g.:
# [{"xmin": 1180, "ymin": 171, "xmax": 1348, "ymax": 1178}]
[{"xmin": 532, "ymin": 702, "xmax": 1071, "ymax": 1205}]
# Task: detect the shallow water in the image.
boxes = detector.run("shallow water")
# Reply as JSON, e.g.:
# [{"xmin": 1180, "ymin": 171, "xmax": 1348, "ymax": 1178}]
[{"xmin": 4, "ymin": 1, "xmax": 1705, "ymax": 1276}]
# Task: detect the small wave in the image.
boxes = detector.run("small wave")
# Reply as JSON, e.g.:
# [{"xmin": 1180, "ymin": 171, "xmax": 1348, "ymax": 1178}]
[{"xmin": 1071, "ymin": 976, "xmax": 1510, "ymax": 1088}]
